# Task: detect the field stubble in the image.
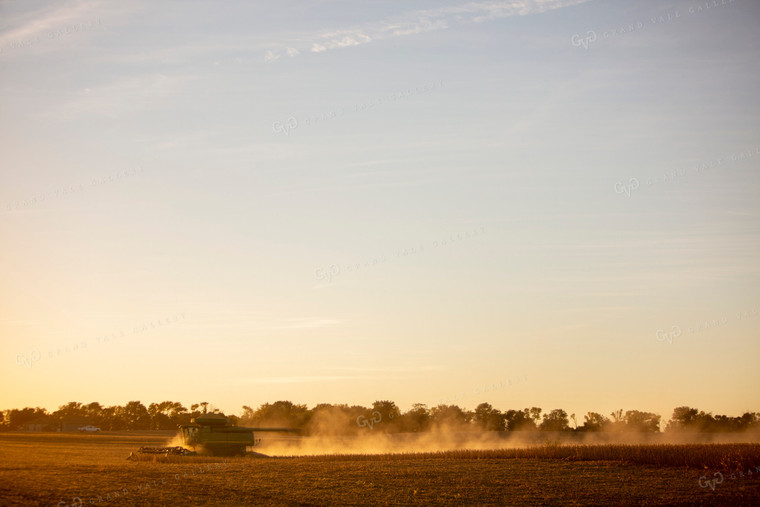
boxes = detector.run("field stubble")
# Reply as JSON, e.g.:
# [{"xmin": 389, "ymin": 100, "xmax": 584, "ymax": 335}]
[{"xmin": 0, "ymin": 432, "xmax": 758, "ymax": 506}]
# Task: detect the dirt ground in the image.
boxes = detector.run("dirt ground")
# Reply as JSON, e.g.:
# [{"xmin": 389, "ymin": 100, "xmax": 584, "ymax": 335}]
[{"xmin": 0, "ymin": 432, "xmax": 758, "ymax": 506}]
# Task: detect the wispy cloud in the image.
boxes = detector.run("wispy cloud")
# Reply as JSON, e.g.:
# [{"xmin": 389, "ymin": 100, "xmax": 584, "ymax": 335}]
[
  {"xmin": 40, "ymin": 73, "xmax": 196, "ymax": 120},
  {"xmin": 0, "ymin": 1, "xmax": 96, "ymax": 48},
  {"xmin": 181, "ymin": 315, "xmax": 342, "ymax": 331},
  {"xmin": 335, "ymin": 365, "xmax": 447, "ymax": 373},
  {"xmin": 0, "ymin": 1, "xmax": 139, "ymax": 57},
  {"xmin": 226, "ymin": 375, "xmax": 383, "ymax": 384},
  {"xmin": 264, "ymin": 0, "xmax": 592, "ymax": 61},
  {"xmin": 270, "ymin": 318, "xmax": 342, "ymax": 330}
]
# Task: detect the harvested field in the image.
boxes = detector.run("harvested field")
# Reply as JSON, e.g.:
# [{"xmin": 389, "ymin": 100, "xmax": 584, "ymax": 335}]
[{"xmin": 1, "ymin": 432, "xmax": 759, "ymax": 505}]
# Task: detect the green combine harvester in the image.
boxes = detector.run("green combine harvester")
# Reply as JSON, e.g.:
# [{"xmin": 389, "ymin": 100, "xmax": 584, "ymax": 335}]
[{"xmin": 131, "ymin": 413, "xmax": 297, "ymax": 458}]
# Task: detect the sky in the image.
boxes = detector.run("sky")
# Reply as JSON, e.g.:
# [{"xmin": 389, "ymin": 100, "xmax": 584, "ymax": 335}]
[{"xmin": 1, "ymin": 0, "xmax": 758, "ymax": 424}]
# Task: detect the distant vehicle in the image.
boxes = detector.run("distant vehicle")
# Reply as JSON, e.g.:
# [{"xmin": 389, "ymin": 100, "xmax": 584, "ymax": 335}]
[{"xmin": 78, "ymin": 425, "xmax": 101, "ymax": 432}]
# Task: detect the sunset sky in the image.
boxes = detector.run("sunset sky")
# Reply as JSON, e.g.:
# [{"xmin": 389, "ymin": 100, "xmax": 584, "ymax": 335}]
[{"xmin": 1, "ymin": 0, "xmax": 758, "ymax": 424}]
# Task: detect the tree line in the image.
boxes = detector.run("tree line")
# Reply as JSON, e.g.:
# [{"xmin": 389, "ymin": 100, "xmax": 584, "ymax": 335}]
[{"xmin": 1, "ymin": 400, "xmax": 758, "ymax": 434}]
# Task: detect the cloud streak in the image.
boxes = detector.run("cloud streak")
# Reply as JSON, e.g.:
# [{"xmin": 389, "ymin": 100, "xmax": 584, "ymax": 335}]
[
  {"xmin": 264, "ymin": 0, "xmax": 592, "ymax": 61},
  {"xmin": 227, "ymin": 375, "xmax": 388, "ymax": 384},
  {"xmin": 0, "ymin": 1, "xmax": 95, "ymax": 49}
]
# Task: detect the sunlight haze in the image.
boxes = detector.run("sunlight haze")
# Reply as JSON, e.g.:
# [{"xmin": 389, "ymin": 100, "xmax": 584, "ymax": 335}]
[{"xmin": 1, "ymin": 0, "xmax": 759, "ymax": 424}]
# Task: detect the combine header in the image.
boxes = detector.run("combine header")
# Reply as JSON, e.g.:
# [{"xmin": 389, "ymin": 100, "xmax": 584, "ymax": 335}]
[
  {"xmin": 134, "ymin": 446, "xmax": 195, "ymax": 456},
  {"xmin": 130, "ymin": 413, "xmax": 297, "ymax": 458}
]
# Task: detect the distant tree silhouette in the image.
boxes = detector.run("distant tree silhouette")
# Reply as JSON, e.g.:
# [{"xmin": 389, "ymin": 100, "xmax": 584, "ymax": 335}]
[
  {"xmin": 540, "ymin": 409, "xmax": 570, "ymax": 432},
  {"xmin": 148, "ymin": 401, "xmax": 186, "ymax": 430},
  {"xmin": 245, "ymin": 400, "xmax": 310, "ymax": 429},
  {"xmin": 528, "ymin": 407, "xmax": 542, "ymax": 426},
  {"xmin": 2, "ymin": 407, "xmax": 48, "ymax": 430},
  {"xmin": 581, "ymin": 412, "xmax": 610, "ymax": 432},
  {"xmin": 623, "ymin": 410, "xmax": 660, "ymax": 433},
  {"xmin": 122, "ymin": 401, "xmax": 151, "ymax": 430},
  {"xmin": 665, "ymin": 406, "xmax": 759, "ymax": 432},
  {"xmin": 504, "ymin": 409, "xmax": 536, "ymax": 431},
  {"xmin": 240, "ymin": 405, "xmax": 255, "ymax": 425},
  {"xmin": 371, "ymin": 400, "xmax": 401, "ymax": 432},
  {"xmin": 667, "ymin": 406, "xmax": 699, "ymax": 430},
  {"xmin": 474, "ymin": 403, "xmax": 505, "ymax": 431},
  {"xmin": 56, "ymin": 402, "xmax": 85, "ymax": 418},
  {"xmin": 429, "ymin": 404, "xmax": 471, "ymax": 428},
  {"xmin": 4, "ymin": 399, "xmax": 757, "ymax": 435},
  {"xmin": 401, "ymin": 403, "xmax": 430, "ymax": 432}
]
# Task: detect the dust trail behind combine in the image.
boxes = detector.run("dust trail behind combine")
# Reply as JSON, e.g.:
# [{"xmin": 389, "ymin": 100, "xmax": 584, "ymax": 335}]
[{"xmin": 255, "ymin": 427, "xmax": 760, "ymax": 457}]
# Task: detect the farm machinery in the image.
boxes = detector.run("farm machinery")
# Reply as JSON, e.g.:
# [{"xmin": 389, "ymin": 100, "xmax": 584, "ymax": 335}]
[{"xmin": 129, "ymin": 413, "xmax": 297, "ymax": 459}]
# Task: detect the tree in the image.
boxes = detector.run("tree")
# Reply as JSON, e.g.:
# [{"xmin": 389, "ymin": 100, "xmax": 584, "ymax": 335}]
[
  {"xmin": 148, "ymin": 401, "xmax": 178, "ymax": 430},
  {"xmin": 122, "ymin": 401, "xmax": 151, "ymax": 430},
  {"xmin": 246, "ymin": 401, "xmax": 310, "ymax": 429},
  {"xmin": 736, "ymin": 412, "xmax": 760, "ymax": 431},
  {"xmin": 240, "ymin": 406, "xmax": 256, "ymax": 426},
  {"xmin": 96, "ymin": 406, "xmax": 119, "ymax": 430},
  {"xmin": 371, "ymin": 400, "xmax": 401, "ymax": 432},
  {"xmin": 474, "ymin": 403, "xmax": 505, "ymax": 431},
  {"xmin": 56, "ymin": 402, "xmax": 85, "ymax": 418},
  {"xmin": 609, "ymin": 409, "xmax": 625, "ymax": 431},
  {"xmin": 504, "ymin": 409, "xmax": 535, "ymax": 431},
  {"xmin": 166, "ymin": 402, "xmax": 189, "ymax": 425},
  {"xmin": 581, "ymin": 412, "xmax": 609, "ymax": 432},
  {"xmin": 624, "ymin": 410, "xmax": 660, "ymax": 432},
  {"xmin": 83, "ymin": 402, "xmax": 103, "ymax": 423},
  {"xmin": 5, "ymin": 407, "xmax": 47, "ymax": 430},
  {"xmin": 540, "ymin": 409, "xmax": 569, "ymax": 432},
  {"xmin": 666, "ymin": 406, "xmax": 699, "ymax": 431},
  {"xmin": 429, "ymin": 404, "xmax": 471, "ymax": 428},
  {"xmin": 666, "ymin": 407, "xmax": 760, "ymax": 432},
  {"xmin": 401, "ymin": 404, "xmax": 430, "ymax": 432}
]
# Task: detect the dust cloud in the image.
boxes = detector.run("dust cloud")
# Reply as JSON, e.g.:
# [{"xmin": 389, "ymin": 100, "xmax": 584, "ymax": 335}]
[
  {"xmin": 163, "ymin": 408, "xmax": 759, "ymax": 457},
  {"xmin": 254, "ymin": 423, "xmax": 760, "ymax": 457}
]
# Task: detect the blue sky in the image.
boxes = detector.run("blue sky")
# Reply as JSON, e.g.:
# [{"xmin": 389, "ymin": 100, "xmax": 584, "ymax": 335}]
[{"xmin": 1, "ymin": 0, "xmax": 758, "ymax": 422}]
